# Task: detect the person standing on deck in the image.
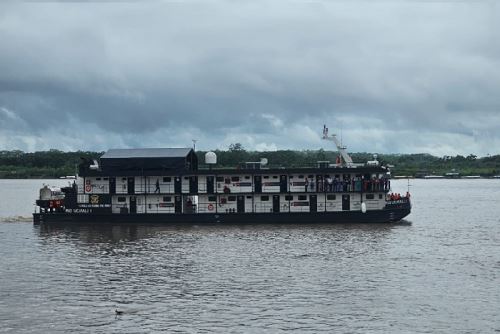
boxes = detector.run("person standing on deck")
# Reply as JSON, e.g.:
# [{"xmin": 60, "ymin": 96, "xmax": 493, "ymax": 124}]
[
  {"xmin": 155, "ymin": 179, "xmax": 160, "ymax": 193},
  {"xmin": 327, "ymin": 176, "xmax": 333, "ymax": 192},
  {"xmin": 305, "ymin": 177, "xmax": 309, "ymax": 192}
]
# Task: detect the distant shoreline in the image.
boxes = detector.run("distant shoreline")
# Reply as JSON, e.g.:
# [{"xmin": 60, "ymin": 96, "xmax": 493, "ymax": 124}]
[
  {"xmin": 393, "ymin": 176, "xmax": 500, "ymax": 180},
  {"xmin": 1, "ymin": 149, "xmax": 500, "ymax": 179}
]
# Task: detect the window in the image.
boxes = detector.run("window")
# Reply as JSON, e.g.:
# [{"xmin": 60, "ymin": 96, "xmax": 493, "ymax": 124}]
[
  {"xmin": 263, "ymin": 175, "xmax": 269, "ymax": 179},
  {"xmin": 208, "ymin": 196, "xmax": 216, "ymax": 202},
  {"xmin": 289, "ymin": 175, "xmax": 294, "ymax": 179},
  {"xmin": 298, "ymin": 175, "xmax": 304, "ymax": 179},
  {"xmin": 96, "ymin": 178, "xmax": 101, "ymax": 181},
  {"xmin": 163, "ymin": 196, "xmax": 171, "ymax": 202},
  {"xmin": 224, "ymin": 178, "xmax": 231, "ymax": 184},
  {"xmin": 285, "ymin": 195, "xmax": 293, "ymax": 201},
  {"xmin": 244, "ymin": 176, "xmax": 250, "ymax": 180},
  {"xmin": 117, "ymin": 197, "xmax": 126, "ymax": 202},
  {"xmin": 122, "ymin": 178, "xmax": 127, "ymax": 181},
  {"xmin": 163, "ymin": 177, "xmax": 171, "ymax": 182},
  {"xmin": 261, "ymin": 196, "xmax": 269, "ymax": 201},
  {"xmin": 184, "ymin": 177, "xmax": 189, "ymax": 180},
  {"xmin": 298, "ymin": 195, "xmax": 307, "ymax": 201},
  {"xmin": 379, "ymin": 194, "xmax": 383, "ymax": 199},
  {"xmin": 228, "ymin": 196, "xmax": 236, "ymax": 202},
  {"xmin": 231, "ymin": 176, "xmax": 240, "ymax": 182},
  {"xmin": 246, "ymin": 196, "xmax": 252, "ymax": 199},
  {"xmin": 308, "ymin": 175, "xmax": 314, "ymax": 178},
  {"xmin": 216, "ymin": 176, "xmax": 224, "ymax": 182},
  {"xmin": 272, "ymin": 175, "xmax": 278, "ymax": 179},
  {"xmin": 366, "ymin": 194, "xmax": 375, "ymax": 200},
  {"xmin": 103, "ymin": 177, "xmax": 108, "ymax": 181},
  {"xmin": 327, "ymin": 195, "xmax": 336, "ymax": 200}
]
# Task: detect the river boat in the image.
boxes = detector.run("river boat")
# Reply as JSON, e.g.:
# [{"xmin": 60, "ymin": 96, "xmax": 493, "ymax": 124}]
[{"xmin": 33, "ymin": 126, "xmax": 411, "ymax": 224}]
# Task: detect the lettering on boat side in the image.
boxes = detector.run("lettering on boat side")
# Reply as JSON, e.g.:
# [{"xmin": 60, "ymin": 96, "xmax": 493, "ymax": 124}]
[
  {"xmin": 67, "ymin": 209, "xmax": 92, "ymax": 214},
  {"xmin": 78, "ymin": 204, "xmax": 111, "ymax": 208}
]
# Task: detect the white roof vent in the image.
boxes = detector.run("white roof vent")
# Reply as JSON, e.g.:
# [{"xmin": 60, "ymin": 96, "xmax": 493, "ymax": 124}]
[
  {"xmin": 205, "ymin": 151, "xmax": 217, "ymax": 165},
  {"xmin": 89, "ymin": 159, "xmax": 99, "ymax": 170},
  {"xmin": 366, "ymin": 153, "xmax": 379, "ymax": 166},
  {"xmin": 260, "ymin": 158, "xmax": 268, "ymax": 166}
]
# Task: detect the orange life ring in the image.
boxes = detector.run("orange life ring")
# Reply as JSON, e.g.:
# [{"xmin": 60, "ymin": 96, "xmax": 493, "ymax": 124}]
[
  {"xmin": 85, "ymin": 184, "xmax": 92, "ymax": 192},
  {"xmin": 208, "ymin": 204, "xmax": 214, "ymax": 211}
]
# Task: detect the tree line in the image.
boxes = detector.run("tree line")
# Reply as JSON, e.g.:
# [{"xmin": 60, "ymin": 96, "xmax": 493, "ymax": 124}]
[{"xmin": 1, "ymin": 146, "xmax": 499, "ymax": 178}]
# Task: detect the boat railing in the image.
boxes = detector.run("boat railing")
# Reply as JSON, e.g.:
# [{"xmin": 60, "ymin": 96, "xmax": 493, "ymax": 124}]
[
  {"xmin": 80, "ymin": 180, "xmax": 391, "ymax": 195},
  {"xmin": 88, "ymin": 201, "xmax": 370, "ymax": 215}
]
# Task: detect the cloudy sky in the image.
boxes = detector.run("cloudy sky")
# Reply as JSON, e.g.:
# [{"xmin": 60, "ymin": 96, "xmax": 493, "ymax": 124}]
[{"xmin": 0, "ymin": 0, "xmax": 499, "ymax": 156}]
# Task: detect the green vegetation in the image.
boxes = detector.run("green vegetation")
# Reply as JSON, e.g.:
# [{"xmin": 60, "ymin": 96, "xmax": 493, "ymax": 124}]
[
  {"xmin": 1, "ymin": 146, "xmax": 499, "ymax": 178},
  {"xmin": 0, "ymin": 150, "xmax": 101, "ymax": 178}
]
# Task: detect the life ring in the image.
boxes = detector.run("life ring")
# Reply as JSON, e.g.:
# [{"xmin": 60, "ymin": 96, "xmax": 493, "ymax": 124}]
[
  {"xmin": 85, "ymin": 184, "xmax": 92, "ymax": 192},
  {"xmin": 208, "ymin": 204, "xmax": 214, "ymax": 211}
]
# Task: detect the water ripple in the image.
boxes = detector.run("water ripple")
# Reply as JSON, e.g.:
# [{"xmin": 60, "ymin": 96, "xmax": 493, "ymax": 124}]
[{"xmin": 0, "ymin": 180, "xmax": 500, "ymax": 332}]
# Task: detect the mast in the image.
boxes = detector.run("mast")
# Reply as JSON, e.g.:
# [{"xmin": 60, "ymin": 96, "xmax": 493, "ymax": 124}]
[{"xmin": 322, "ymin": 125, "xmax": 354, "ymax": 166}]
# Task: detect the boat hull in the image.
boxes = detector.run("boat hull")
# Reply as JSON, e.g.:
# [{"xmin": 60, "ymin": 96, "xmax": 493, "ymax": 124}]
[{"xmin": 33, "ymin": 207, "xmax": 411, "ymax": 225}]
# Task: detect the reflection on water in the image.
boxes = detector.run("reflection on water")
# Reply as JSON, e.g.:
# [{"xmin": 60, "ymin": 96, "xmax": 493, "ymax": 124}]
[
  {"xmin": 1, "ymin": 179, "xmax": 500, "ymax": 333},
  {"xmin": 37, "ymin": 222, "xmax": 399, "ymax": 244}
]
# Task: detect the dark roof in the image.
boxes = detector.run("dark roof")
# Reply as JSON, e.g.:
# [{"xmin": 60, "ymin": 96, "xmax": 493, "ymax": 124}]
[{"xmin": 101, "ymin": 148, "xmax": 193, "ymax": 159}]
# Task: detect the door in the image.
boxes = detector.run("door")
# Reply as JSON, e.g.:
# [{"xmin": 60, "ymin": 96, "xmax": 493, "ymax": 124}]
[
  {"xmin": 174, "ymin": 177, "xmax": 182, "ymax": 194},
  {"xmin": 342, "ymin": 194, "xmax": 350, "ymax": 211},
  {"xmin": 206, "ymin": 176, "xmax": 214, "ymax": 194},
  {"xmin": 280, "ymin": 175, "xmax": 287, "ymax": 192},
  {"xmin": 174, "ymin": 196, "xmax": 182, "ymax": 213},
  {"xmin": 129, "ymin": 196, "xmax": 137, "ymax": 214},
  {"xmin": 273, "ymin": 195, "xmax": 280, "ymax": 213},
  {"xmin": 127, "ymin": 177, "xmax": 135, "ymax": 194},
  {"xmin": 254, "ymin": 175, "xmax": 262, "ymax": 193},
  {"xmin": 109, "ymin": 177, "xmax": 116, "ymax": 195},
  {"xmin": 309, "ymin": 195, "xmax": 317, "ymax": 212},
  {"xmin": 237, "ymin": 195, "xmax": 245, "ymax": 213},
  {"xmin": 189, "ymin": 176, "xmax": 198, "ymax": 193}
]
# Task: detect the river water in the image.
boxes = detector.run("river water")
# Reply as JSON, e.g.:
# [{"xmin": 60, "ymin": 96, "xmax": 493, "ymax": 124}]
[{"xmin": 0, "ymin": 179, "xmax": 499, "ymax": 333}]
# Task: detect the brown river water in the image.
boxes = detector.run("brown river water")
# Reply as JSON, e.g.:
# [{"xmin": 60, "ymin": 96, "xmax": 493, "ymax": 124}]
[{"xmin": 0, "ymin": 179, "xmax": 499, "ymax": 333}]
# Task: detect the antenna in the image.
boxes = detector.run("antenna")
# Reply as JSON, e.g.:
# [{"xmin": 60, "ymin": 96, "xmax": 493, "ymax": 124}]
[
  {"xmin": 322, "ymin": 124, "xmax": 354, "ymax": 166},
  {"xmin": 192, "ymin": 139, "xmax": 197, "ymax": 151},
  {"xmin": 340, "ymin": 121, "xmax": 343, "ymax": 148}
]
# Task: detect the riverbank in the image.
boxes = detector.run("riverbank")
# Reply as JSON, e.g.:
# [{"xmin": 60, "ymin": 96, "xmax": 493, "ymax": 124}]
[{"xmin": 2, "ymin": 149, "xmax": 500, "ymax": 178}]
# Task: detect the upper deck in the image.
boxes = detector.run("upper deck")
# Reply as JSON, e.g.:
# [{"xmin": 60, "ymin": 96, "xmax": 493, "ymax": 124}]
[{"xmin": 78, "ymin": 147, "xmax": 391, "ymax": 196}]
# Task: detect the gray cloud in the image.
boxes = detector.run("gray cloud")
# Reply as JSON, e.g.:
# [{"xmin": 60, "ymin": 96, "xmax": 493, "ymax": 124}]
[{"xmin": 0, "ymin": 1, "xmax": 499, "ymax": 155}]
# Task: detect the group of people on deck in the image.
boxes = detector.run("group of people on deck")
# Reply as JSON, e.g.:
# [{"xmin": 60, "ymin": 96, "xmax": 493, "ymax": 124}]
[
  {"xmin": 388, "ymin": 192, "xmax": 411, "ymax": 201},
  {"xmin": 303, "ymin": 175, "xmax": 390, "ymax": 193}
]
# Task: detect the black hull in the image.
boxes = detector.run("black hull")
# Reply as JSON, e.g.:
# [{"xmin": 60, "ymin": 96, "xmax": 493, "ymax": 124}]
[{"xmin": 34, "ymin": 207, "xmax": 411, "ymax": 225}]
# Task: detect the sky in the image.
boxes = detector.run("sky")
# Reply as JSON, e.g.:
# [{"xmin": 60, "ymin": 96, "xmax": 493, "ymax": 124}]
[{"xmin": 0, "ymin": 0, "xmax": 499, "ymax": 156}]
